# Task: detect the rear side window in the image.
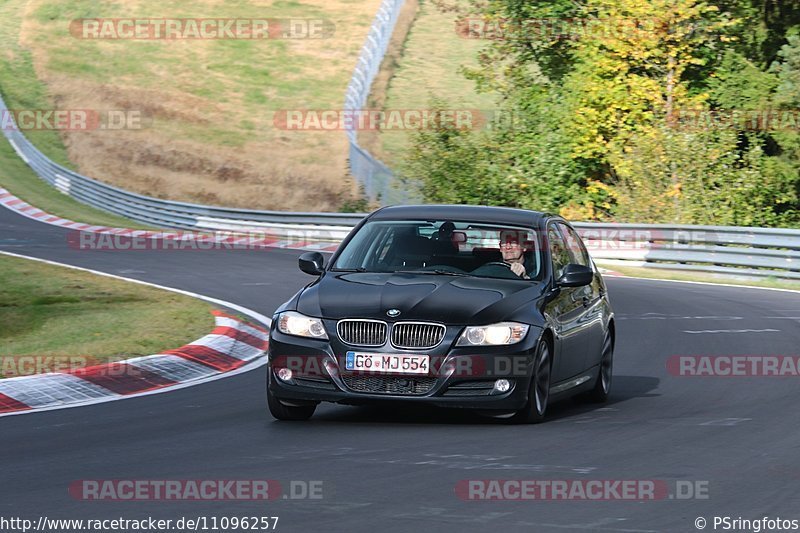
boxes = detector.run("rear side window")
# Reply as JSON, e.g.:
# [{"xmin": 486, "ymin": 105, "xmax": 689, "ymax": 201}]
[
  {"xmin": 547, "ymin": 224, "xmax": 571, "ymax": 279},
  {"xmin": 558, "ymin": 223, "xmax": 591, "ymax": 267}
]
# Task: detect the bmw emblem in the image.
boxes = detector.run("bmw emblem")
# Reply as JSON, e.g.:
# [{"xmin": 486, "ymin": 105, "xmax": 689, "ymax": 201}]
[{"xmin": 386, "ymin": 309, "xmax": 401, "ymax": 317}]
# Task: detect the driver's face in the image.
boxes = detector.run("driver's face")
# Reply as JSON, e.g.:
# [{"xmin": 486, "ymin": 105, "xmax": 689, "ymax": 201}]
[{"xmin": 500, "ymin": 240, "xmax": 523, "ymax": 262}]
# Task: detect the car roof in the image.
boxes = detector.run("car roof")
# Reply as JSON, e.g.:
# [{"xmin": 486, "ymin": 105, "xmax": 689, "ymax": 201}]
[{"xmin": 368, "ymin": 204, "xmax": 550, "ymax": 227}]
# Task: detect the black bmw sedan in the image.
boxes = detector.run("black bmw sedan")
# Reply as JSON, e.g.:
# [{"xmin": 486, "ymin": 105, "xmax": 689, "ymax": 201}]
[{"xmin": 267, "ymin": 205, "xmax": 614, "ymax": 423}]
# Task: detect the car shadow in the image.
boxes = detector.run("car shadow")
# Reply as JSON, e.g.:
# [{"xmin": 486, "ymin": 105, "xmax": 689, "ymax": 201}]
[
  {"xmin": 544, "ymin": 375, "xmax": 660, "ymax": 422},
  {"xmin": 289, "ymin": 375, "xmax": 660, "ymax": 426}
]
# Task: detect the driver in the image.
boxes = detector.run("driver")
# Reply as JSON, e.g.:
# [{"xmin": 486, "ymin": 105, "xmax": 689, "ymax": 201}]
[{"xmin": 499, "ymin": 229, "xmax": 531, "ymax": 279}]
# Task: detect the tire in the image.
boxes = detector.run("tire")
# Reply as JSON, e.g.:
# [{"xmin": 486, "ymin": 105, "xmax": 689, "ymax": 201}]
[
  {"xmin": 586, "ymin": 333, "xmax": 613, "ymax": 403},
  {"xmin": 508, "ymin": 340, "xmax": 551, "ymax": 424},
  {"xmin": 267, "ymin": 382, "xmax": 317, "ymax": 421}
]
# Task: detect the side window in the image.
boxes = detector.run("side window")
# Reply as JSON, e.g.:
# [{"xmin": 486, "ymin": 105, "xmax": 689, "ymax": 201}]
[
  {"xmin": 558, "ymin": 223, "xmax": 591, "ymax": 267},
  {"xmin": 547, "ymin": 224, "xmax": 571, "ymax": 279}
]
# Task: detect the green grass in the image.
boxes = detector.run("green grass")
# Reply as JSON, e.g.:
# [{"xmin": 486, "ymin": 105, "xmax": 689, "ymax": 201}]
[
  {"xmin": 378, "ymin": 0, "xmax": 497, "ymax": 165},
  {"xmin": 600, "ymin": 262, "xmax": 800, "ymax": 292},
  {"xmin": 0, "ymin": 253, "xmax": 215, "ymax": 377},
  {"xmin": 0, "ymin": 0, "xmax": 73, "ymax": 168}
]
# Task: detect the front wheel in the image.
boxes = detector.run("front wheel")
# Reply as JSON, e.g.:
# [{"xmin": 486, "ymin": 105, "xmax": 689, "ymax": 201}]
[
  {"xmin": 267, "ymin": 383, "xmax": 317, "ymax": 421},
  {"xmin": 508, "ymin": 340, "xmax": 551, "ymax": 424},
  {"xmin": 585, "ymin": 333, "xmax": 613, "ymax": 403}
]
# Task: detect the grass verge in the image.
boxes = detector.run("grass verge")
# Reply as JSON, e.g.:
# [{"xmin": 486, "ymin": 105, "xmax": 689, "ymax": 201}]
[
  {"xmin": 601, "ymin": 263, "xmax": 800, "ymax": 292},
  {"xmin": 0, "ymin": 253, "xmax": 214, "ymax": 377},
  {"xmin": 0, "ymin": 0, "xmax": 72, "ymax": 168}
]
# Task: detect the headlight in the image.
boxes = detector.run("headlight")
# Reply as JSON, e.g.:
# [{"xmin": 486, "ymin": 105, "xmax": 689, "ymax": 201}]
[
  {"xmin": 277, "ymin": 311, "xmax": 328, "ymax": 340},
  {"xmin": 456, "ymin": 322, "xmax": 529, "ymax": 346}
]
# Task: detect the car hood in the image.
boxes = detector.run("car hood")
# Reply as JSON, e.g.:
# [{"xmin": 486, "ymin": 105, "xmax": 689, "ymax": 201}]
[{"xmin": 295, "ymin": 272, "xmax": 545, "ymax": 324}]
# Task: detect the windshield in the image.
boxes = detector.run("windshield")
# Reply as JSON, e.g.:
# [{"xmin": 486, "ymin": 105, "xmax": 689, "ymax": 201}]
[{"xmin": 331, "ymin": 219, "xmax": 542, "ymax": 281}]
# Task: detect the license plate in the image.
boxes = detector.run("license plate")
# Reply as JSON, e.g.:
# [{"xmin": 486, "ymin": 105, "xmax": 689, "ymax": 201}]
[{"xmin": 345, "ymin": 351, "xmax": 429, "ymax": 374}]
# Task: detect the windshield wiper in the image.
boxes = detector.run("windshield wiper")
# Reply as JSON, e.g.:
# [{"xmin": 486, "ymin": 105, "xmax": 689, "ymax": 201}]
[
  {"xmin": 330, "ymin": 267, "xmax": 368, "ymax": 272},
  {"xmin": 394, "ymin": 269, "xmax": 473, "ymax": 277}
]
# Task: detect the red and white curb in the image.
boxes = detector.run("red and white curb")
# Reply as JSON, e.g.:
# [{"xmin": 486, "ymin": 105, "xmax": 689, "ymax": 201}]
[
  {"xmin": 0, "ymin": 311, "xmax": 268, "ymax": 416},
  {"xmin": 0, "ymin": 188, "xmax": 341, "ymax": 253}
]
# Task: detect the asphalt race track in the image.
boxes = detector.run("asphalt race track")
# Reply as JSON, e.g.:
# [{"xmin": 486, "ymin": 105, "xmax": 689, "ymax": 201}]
[{"xmin": 2, "ymin": 205, "xmax": 800, "ymax": 533}]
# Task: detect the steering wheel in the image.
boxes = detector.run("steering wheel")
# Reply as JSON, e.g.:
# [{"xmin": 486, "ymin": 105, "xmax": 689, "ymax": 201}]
[{"xmin": 482, "ymin": 261, "xmax": 530, "ymax": 279}]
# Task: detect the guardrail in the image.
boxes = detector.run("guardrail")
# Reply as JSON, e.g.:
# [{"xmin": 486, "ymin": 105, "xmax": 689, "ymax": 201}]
[
  {"xmin": 343, "ymin": 0, "xmax": 412, "ymax": 205},
  {"xmin": 0, "ymin": 92, "xmax": 365, "ymax": 241},
  {"xmin": 572, "ymin": 223, "xmax": 800, "ymax": 280}
]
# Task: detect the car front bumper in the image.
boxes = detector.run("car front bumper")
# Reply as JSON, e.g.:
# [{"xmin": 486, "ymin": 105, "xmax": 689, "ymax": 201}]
[{"xmin": 267, "ymin": 325, "xmax": 543, "ymax": 411}]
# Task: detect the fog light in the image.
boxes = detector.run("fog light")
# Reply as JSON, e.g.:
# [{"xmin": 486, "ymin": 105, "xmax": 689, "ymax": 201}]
[
  {"xmin": 440, "ymin": 361, "xmax": 456, "ymax": 378},
  {"xmin": 276, "ymin": 368, "xmax": 293, "ymax": 382},
  {"xmin": 494, "ymin": 379, "xmax": 511, "ymax": 393},
  {"xmin": 323, "ymin": 359, "xmax": 339, "ymax": 377}
]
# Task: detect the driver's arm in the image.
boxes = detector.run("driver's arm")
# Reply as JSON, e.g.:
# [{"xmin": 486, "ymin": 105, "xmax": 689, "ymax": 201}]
[{"xmin": 509, "ymin": 262, "xmax": 529, "ymax": 279}]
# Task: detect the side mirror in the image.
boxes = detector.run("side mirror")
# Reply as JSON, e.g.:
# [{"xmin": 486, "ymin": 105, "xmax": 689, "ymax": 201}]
[
  {"xmin": 299, "ymin": 251, "xmax": 325, "ymax": 276},
  {"xmin": 556, "ymin": 263, "xmax": 594, "ymax": 287}
]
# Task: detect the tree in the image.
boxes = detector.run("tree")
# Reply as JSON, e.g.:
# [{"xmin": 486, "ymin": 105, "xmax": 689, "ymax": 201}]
[{"xmin": 404, "ymin": 0, "xmax": 800, "ymax": 226}]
